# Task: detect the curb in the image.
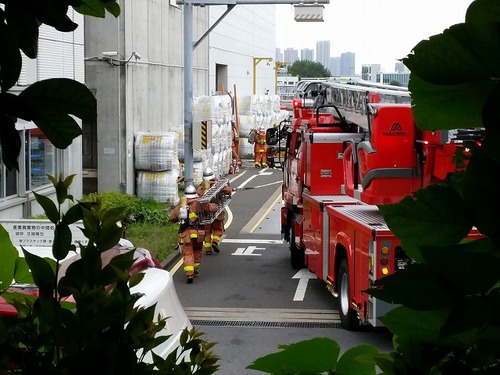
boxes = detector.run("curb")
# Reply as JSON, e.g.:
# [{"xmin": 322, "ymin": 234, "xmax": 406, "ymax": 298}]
[{"xmin": 160, "ymin": 249, "xmax": 182, "ymax": 270}]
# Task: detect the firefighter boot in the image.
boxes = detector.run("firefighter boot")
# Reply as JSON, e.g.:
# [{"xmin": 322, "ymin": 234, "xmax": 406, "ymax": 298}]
[{"xmin": 212, "ymin": 242, "xmax": 220, "ymax": 253}]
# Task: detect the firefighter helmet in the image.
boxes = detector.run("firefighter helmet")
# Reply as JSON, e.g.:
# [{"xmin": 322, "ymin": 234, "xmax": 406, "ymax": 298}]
[
  {"xmin": 184, "ymin": 184, "xmax": 198, "ymax": 199},
  {"xmin": 202, "ymin": 167, "xmax": 215, "ymax": 181},
  {"xmin": 258, "ymin": 125, "xmax": 265, "ymax": 131}
]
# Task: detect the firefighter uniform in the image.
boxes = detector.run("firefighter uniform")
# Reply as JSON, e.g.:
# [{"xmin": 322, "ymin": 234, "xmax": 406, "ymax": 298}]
[
  {"xmin": 254, "ymin": 126, "xmax": 267, "ymax": 168},
  {"xmin": 169, "ymin": 185, "xmax": 218, "ymax": 283},
  {"xmin": 197, "ymin": 167, "xmax": 233, "ymax": 255}
]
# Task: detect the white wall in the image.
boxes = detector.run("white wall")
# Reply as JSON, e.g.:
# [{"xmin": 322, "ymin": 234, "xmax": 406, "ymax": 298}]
[
  {"xmin": 85, "ymin": 0, "xmax": 210, "ymax": 194},
  {"xmin": 209, "ymin": 5, "xmax": 276, "ymax": 97}
]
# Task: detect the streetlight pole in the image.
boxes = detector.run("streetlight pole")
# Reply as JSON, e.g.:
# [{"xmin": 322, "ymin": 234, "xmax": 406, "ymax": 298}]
[
  {"xmin": 178, "ymin": 0, "xmax": 329, "ymax": 187},
  {"xmin": 253, "ymin": 57, "xmax": 273, "ymax": 95}
]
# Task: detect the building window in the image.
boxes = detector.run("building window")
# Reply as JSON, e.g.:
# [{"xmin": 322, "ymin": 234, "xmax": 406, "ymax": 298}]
[
  {"xmin": 0, "ymin": 150, "xmax": 18, "ymax": 199},
  {"xmin": 26, "ymin": 129, "xmax": 59, "ymax": 190}
]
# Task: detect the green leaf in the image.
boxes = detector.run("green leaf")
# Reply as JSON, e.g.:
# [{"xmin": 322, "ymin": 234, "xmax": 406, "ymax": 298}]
[
  {"xmin": 14, "ymin": 257, "xmax": 34, "ymax": 284},
  {"xmin": 336, "ymin": 344, "xmax": 378, "ymax": 375},
  {"xmin": 23, "ymin": 249, "xmax": 56, "ymax": 296},
  {"xmin": 378, "ymin": 185, "xmax": 473, "ymax": 261},
  {"xmin": 420, "ymin": 239, "xmax": 500, "ymax": 295},
  {"xmin": 380, "ymin": 307, "xmax": 449, "ymax": 371},
  {"xmin": 53, "ymin": 222, "xmax": 72, "ymax": 260},
  {"xmin": 104, "ymin": 1, "xmax": 121, "ymax": 17},
  {"xmin": 463, "ymin": 148, "xmax": 500, "ymax": 243},
  {"xmin": 4, "ymin": 3, "xmax": 39, "ymax": 58},
  {"xmin": 30, "ymin": 113, "xmax": 83, "ymax": 149},
  {"xmin": 129, "ymin": 272, "xmax": 145, "ymax": 288},
  {"xmin": 0, "ymin": 115, "xmax": 21, "ymax": 171},
  {"xmin": 36, "ymin": 1, "xmax": 78, "ymax": 32},
  {"xmin": 368, "ymin": 264, "xmax": 454, "ymax": 310},
  {"xmin": 55, "ymin": 177, "xmax": 69, "ymax": 204},
  {"xmin": 247, "ymin": 337, "xmax": 340, "ymax": 373},
  {"xmin": 74, "ymin": 0, "xmax": 121, "ymax": 17},
  {"xmin": 466, "ymin": 0, "xmax": 500, "ymax": 26},
  {"xmin": 62, "ymin": 204, "xmax": 84, "ymax": 225},
  {"xmin": 0, "ymin": 20, "xmax": 23, "ymax": 91},
  {"xmin": 404, "ymin": 21, "xmax": 499, "ymax": 130},
  {"xmin": 0, "ymin": 225, "xmax": 19, "ymax": 291},
  {"xmin": 18, "ymin": 78, "xmax": 96, "ymax": 146},
  {"xmin": 34, "ymin": 192, "xmax": 60, "ymax": 223}
]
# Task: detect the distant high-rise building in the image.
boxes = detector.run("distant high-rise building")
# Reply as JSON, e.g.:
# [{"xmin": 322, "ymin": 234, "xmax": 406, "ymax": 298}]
[
  {"xmin": 329, "ymin": 57, "xmax": 340, "ymax": 76},
  {"xmin": 316, "ymin": 40, "xmax": 330, "ymax": 69},
  {"xmin": 340, "ymin": 52, "xmax": 355, "ymax": 76},
  {"xmin": 276, "ymin": 48, "xmax": 283, "ymax": 62},
  {"xmin": 284, "ymin": 48, "xmax": 299, "ymax": 63},
  {"xmin": 301, "ymin": 48, "xmax": 314, "ymax": 61}
]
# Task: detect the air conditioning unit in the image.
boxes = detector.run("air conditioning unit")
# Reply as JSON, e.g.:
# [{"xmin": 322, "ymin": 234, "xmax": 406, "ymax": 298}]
[{"xmin": 294, "ymin": 5, "xmax": 325, "ymax": 22}]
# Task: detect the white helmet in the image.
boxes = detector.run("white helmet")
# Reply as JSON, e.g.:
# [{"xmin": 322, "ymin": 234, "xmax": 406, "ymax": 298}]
[
  {"xmin": 258, "ymin": 125, "xmax": 265, "ymax": 131},
  {"xmin": 184, "ymin": 184, "xmax": 198, "ymax": 199},
  {"xmin": 202, "ymin": 167, "xmax": 215, "ymax": 181}
]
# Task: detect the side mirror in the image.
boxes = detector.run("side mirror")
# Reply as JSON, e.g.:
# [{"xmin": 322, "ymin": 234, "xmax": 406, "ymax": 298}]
[{"xmin": 266, "ymin": 128, "xmax": 278, "ymax": 145}]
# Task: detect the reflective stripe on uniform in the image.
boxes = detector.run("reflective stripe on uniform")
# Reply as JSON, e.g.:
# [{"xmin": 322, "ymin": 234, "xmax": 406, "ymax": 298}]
[
  {"xmin": 184, "ymin": 265, "xmax": 194, "ymax": 272},
  {"xmin": 204, "ymin": 242, "xmax": 212, "ymax": 248},
  {"xmin": 190, "ymin": 233, "xmax": 198, "ymax": 239},
  {"xmin": 189, "ymin": 212, "xmax": 198, "ymax": 219},
  {"xmin": 194, "ymin": 262, "xmax": 200, "ymax": 269},
  {"xmin": 213, "ymin": 235, "xmax": 221, "ymax": 242}
]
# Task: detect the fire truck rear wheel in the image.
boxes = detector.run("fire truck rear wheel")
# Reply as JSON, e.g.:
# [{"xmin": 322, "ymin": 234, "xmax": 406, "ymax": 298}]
[
  {"xmin": 290, "ymin": 224, "xmax": 304, "ymax": 269},
  {"xmin": 338, "ymin": 259, "xmax": 360, "ymax": 330}
]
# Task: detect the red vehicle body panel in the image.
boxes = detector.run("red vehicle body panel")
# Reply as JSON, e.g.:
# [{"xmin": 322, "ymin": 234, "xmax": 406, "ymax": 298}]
[{"xmin": 302, "ymin": 193, "xmax": 360, "ymax": 281}]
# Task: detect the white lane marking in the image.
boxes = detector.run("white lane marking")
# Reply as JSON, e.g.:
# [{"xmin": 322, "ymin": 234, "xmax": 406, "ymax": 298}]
[
  {"xmin": 222, "ymin": 239, "xmax": 284, "ymax": 244},
  {"xmin": 231, "ymin": 245, "xmax": 266, "ymax": 256},
  {"xmin": 236, "ymin": 175, "xmax": 257, "ymax": 189},
  {"xmin": 292, "ymin": 269, "xmax": 317, "ymax": 302}
]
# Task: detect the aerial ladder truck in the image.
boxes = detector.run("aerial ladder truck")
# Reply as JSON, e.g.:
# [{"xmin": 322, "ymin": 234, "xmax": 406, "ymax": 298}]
[{"xmin": 267, "ymin": 80, "xmax": 483, "ymax": 329}]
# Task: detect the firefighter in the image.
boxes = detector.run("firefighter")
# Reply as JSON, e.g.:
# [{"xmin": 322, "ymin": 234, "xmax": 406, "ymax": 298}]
[
  {"xmin": 254, "ymin": 125, "xmax": 267, "ymax": 168},
  {"xmin": 198, "ymin": 167, "xmax": 232, "ymax": 255},
  {"xmin": 169, "ymin": 184, "xmax": 218, "ymax": 283}
]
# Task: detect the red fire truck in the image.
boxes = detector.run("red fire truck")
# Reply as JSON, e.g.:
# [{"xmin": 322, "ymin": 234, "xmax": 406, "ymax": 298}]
[{"xmin": 268, "ymin": 80, "xmax": 483, "ymax": 330}]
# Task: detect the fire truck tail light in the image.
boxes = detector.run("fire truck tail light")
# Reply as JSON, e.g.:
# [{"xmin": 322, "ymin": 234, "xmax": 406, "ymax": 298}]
[
  {"xmin": 292, "ymin": 99, "xmax": 302, "ymax": 108},
  {"xmin": 380, "ymin": 258, "xmax": 389, "ymax": 266},
  {"xmin": 381, "ymin": 246, "xmax": 389, "ymax": 255},
  {"xmin": 381, "ymin": 267, "xmax": 389, "ymax": 275}
]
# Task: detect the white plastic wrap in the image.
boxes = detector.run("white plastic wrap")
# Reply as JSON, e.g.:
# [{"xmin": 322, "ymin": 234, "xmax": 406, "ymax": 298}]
[
  {"xmin": 135, "ymin": 132, "xmax": 179, "ymax": 171},
  {"xmin": 136, "ymin": 170, "xmax": 180, "ymax": 204}
]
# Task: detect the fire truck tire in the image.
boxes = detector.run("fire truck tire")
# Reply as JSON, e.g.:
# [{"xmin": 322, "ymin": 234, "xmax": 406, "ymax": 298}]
[
  {"xmin": 338, "ymin": 259, "xmax": 360, "ymax": 330},
  {"xmin": 290, "ymin": 225, "xmax": 304, "ymax": 269}
]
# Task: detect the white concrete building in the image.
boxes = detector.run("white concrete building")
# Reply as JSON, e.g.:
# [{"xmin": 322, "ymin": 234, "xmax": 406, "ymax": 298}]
[{"xmin": 208, "ymin": 5, "xmax": 276, "ymax": 97}]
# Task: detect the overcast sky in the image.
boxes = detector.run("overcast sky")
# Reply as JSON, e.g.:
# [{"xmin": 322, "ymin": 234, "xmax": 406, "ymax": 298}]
[{"xmin": 275, "ymin": 0, "xmax": 475, "ymax": 73}]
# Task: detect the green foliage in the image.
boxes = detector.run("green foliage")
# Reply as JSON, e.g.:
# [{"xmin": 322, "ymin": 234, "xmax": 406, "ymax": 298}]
[
  {"xmin": 287, "ymin": 60, "xmax": 331, "ymax": 79},
  {"xmin": 0, "ymin": 0, "xmax": 119, "ymax": 171},
  {"xmin": 0, "ymin": 175, "xmax": 219, "ymax": 374},
  {"xmin": 247, "ymin": 338, "xmax": 379, "ymax": 375},
  {"xmin": 367, "ymin": 1, "xmax": 500, "ymax": 372},
  {"xmin": 82, "ymin": 190, "xmax": 142, "ymax": 224},
  {"xmin": 81, "ymin": 192, "xmax": 178, "ymax": 261},
  {"xmin": 251, "ymin": 1, "xmax": 500, "ymax": 374},
  {"xmin": 126, "ymin": 222, "xmax": 179, "ymax": 263}
]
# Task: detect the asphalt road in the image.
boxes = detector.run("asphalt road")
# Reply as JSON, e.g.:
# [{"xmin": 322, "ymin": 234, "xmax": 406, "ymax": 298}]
[{"xmin": 170, "ymin": 161, "xmax": 393, "ymax": 374}]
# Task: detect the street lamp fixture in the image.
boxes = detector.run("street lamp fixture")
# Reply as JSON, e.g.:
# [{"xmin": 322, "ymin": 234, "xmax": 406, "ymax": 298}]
[{"xmin": 253, "ymin": 57, "xmax": 273, "ymax": 95}]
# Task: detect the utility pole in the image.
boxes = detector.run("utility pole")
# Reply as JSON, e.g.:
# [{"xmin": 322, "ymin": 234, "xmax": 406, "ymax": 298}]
[{"xmin": 177, "ymin": 0, "xmax": 329, "ymax": 188}]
